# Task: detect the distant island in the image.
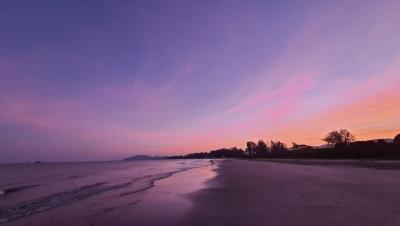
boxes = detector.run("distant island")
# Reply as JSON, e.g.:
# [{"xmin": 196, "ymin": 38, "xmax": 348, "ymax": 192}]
[{"xmin": 124, "ymin": 155, "xmax": 162, "ymax": 161}]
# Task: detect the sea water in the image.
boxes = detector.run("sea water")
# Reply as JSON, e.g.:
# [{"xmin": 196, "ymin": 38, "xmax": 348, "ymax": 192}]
[{"xmin": 0, "ymin": 159, "xmax": 216, "ymax": 225}]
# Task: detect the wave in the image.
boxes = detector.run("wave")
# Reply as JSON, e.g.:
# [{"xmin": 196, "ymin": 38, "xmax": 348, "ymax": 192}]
[
  {"xmin": 0, "ymin": 165, "xmax": 204, "ymax": 224},
  {"xmin": 0, "ymin": 184, "xmax": 40, "ymax": 195}
]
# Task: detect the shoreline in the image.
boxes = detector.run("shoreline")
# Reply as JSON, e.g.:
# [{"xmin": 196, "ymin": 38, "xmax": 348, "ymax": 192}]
[
  {"xmin": 3, "ymin": 159, "xmax": 400, "ymax": 225},
  {"xmin": 1, "ymin": 160, "xmax": 217, "ymax": 226}
]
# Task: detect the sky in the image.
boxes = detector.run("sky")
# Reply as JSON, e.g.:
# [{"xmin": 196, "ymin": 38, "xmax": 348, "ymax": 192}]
[{"xmin": 1, "ymin": 0, "xmax": 400, "ymax": 162}]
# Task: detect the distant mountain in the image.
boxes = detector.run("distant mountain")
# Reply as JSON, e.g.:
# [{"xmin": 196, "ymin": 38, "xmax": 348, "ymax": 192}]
[{"xmin": 124, "ymin": 155, "xmax": 161, "ymax": 161}]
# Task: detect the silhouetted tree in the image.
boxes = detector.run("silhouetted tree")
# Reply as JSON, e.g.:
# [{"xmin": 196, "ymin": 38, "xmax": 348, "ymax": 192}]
[
  {"xmin": 255, "ymin": 140, "xmax": 269, "ymax": 156},
  {"xmin": 209, "ymin": 147, "xmax": 245, "ymax": 158},
  {"xmin": 184, "ymin": 152, "xmax": 209, "ymax": 159},
  {"xmin": 246, "ymin": 141, "xmax": 257, "ymax": 156},
  {"xmin": 394, "ymin": 134, "xmax": 400, "ymax": 145},
  {"xmin": 270, "ymin": 140, "xmax": 287, "ymax": 153},
  {"xmin": 322, "ymin": 129, "xmax": 355, "ymax": 145}
]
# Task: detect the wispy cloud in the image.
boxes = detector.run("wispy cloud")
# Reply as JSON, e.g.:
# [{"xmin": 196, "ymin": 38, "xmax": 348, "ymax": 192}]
[{"xmin": 1, "ymin": 0, "xmax": 400, "ymax": 161}]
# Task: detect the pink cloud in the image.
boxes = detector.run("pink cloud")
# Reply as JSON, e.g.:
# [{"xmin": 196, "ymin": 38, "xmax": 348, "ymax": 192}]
[{"xmin": 226, "ymin": 74, "xmax": 315, "ymax": 114}]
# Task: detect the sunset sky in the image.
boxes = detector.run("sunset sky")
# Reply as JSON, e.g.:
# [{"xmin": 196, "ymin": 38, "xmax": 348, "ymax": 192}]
[{"xmin": 1, "ymin": 0, "xmax": 400, "ymax": 162}]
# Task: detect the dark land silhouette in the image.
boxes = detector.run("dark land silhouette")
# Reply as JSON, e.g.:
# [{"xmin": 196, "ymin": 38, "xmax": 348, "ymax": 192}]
[
  {"xmin": 166, "ymin": 130, "xmax": 400, "ymax": 160},
  {"xmin": 124, "ymin": 155, "xmax": 161, "ymax": 161}
]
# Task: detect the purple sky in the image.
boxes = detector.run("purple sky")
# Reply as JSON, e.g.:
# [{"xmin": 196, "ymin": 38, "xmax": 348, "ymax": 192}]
[{"xmin": 1, "ymin": 0, "xmax": 400, "ymax": 162}]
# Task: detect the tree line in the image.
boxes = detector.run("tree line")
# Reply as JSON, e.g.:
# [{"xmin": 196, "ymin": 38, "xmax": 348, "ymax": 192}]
[{"xmin": 167, "ymin": 129, "xmax": 400, "ymax": 159}]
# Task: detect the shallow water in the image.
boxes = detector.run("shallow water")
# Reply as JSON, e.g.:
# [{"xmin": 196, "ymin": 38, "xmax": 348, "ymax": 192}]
[{"xmin": 0, "ymin": 159, "xmax": 217, "ymax": 225}]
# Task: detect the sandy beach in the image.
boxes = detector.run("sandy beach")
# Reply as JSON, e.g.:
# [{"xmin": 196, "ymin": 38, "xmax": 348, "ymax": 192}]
[
  {"xmin": 2, "ymin": 159, "xmax": 400, "ymax": 226},
  {"xmin": 180, "ymin": 159, "xmax": 400, "ymax": 226}
]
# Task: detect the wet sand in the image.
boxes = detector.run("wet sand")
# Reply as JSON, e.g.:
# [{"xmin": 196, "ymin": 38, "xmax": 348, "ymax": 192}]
[{"xmin": 180, "ymin": 159, "xmax": 400, "ymax": 226}]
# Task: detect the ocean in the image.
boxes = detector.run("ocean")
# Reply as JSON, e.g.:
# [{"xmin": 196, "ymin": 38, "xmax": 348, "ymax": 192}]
[{"xmin": 0, "ymin": 159, "xmax": 217, "ymax": 225}]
